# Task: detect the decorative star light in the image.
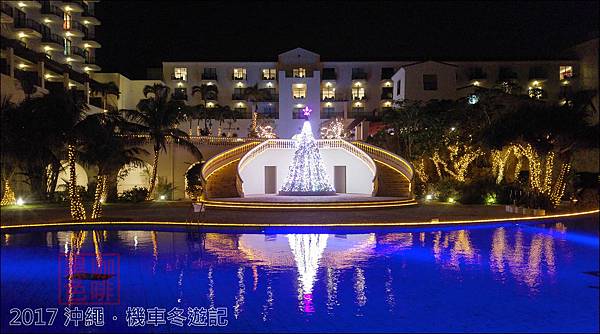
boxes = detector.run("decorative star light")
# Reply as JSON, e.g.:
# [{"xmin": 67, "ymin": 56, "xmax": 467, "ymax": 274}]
[{"xmin": 302, "ymin": 106, "xmax": 312, "ymax": 117}]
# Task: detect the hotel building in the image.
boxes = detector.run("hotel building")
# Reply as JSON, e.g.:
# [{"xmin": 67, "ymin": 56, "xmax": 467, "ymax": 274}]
[
  {"xmin": 159, "ymin": 45, "xmax": 597, "ymax": 139},
  {"xmin": 1, "ymin": 0, "xmax": 100, "ymax": 103}
]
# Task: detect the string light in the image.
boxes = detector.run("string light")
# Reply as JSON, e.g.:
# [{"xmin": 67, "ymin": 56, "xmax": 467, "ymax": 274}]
[
  {"xmin": 279, "ymin": 119, "xmax": 336, "ymax": 195},
  {"xmin": 257, "ymin": 124, "xmax": 277, "ymax": 139},
  {"xmin": 91, "ymin": 175, "xmax": 107, "ymax": 219},
  {"xmin": 431, "ymin": 145, "xmax": 482, "ymax": 182},
  {"xmin": 320, "ymin": 118, "xmax": 348, "ymax": 139},
  {"xmin": 1, "ymin": 179, "xmax": 16, "ymax": 206},
  {"xmin": 67, "ymin": 144, "xmax": 86, "ymax": 220}
]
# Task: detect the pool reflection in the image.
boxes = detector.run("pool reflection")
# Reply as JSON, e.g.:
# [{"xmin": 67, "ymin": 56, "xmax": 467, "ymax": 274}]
[{"xmin": 1, "ymin": 220, "xmax": 598, "ymax": 332}]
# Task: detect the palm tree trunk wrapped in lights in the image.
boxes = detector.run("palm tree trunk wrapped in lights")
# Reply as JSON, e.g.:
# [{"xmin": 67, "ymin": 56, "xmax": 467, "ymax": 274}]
[
  {"xmin": 146, "ymin": 149, "xmax": 160, "ymax": 200},
  {"xmin": 67, "ymin": 144, "xmax": 86, "ymax": 220},
  {"xmin": 1, "ymin": 179, "xmax": 16, "ymax": 206},
  {"xmin": 91, "ymin": 175, "xmax": 107, "ymax": 219}
]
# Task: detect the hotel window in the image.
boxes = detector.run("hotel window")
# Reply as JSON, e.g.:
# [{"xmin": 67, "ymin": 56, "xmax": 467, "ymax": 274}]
[
  {"xmin": 293, "ymin": 84, "xmax": 306, "ymax": 99},
  {"xmin": 202, "ymin": 67, "xmax": 217, "ymax": 80},
  {"xmin": 293, "ymin": 68, "xmax": 306, "ymax": 78},
  {"xmin": 381, "ymin": 67, "xmax": 394, "ymax": 80},
  {"xmin": 173, "ymin": 67, "xmax": 187, "ymax": 81},
  {"xmin": 423, "ymin": 74, "xmax": 438, "ymax": 90},
  {"xmin": 322, "ymin": 86, "xmax": 335, "ymax": 100},
  {"xmin": 63, "ymin": 12, "xmax": 71, "ymax": 30},
  {"xmin": 262, "ymin": 68, "xmax": 276, "ymax": 80},
  {"xmin": 381, "ymin": 87, "xmax": 393, "ymax": 100},
  {"xmin": 63, "ymin": 38, "xmax": 71, "ymax": 55},
  {"xmin": 233, "ymin": 68, "xmax": 246, "ymax": 80},
  {"xmin": 559, "ymin": 66, "xmax": 573, "ymax": 80},
  {"xmin": 322, "ymin": 68, "xmax": 336, "ymax": 80},
  {"xmin": 352, "ymin": 87, "xmax": 365, "ymax": 100},
  {"xmin": 352, "ymin": 68, "xmax": 367, "ymax": 80}
]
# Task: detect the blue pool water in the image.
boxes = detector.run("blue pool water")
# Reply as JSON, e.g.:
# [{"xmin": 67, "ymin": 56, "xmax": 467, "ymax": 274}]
[{"xmin": 1, "ymin": 218, "xmax": 598, "ymax": 333}]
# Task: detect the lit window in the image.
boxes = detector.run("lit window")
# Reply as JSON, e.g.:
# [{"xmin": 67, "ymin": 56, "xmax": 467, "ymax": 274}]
[
  {"xmin": 233, "ymin": 68, "xmax": 246, "ymax": 80},
  {"xmin": 63, "ymin": 38, "xmax": 71, "ymax": 56},
  {"xmin": 352, "ymin": 87, "xmax": 365, "ymax": 100},
  {"xmin": 559, "ymin": 66, "xmax": 573, "ymax": 80},
  {"xmin": 423, "ymin": 74, "xmax": 438, "ymax": 91},
  {"xmin": 293, "ymin": 84, "xmax": 306, "ymax": 99},
  {"xmin": 293, "ymin": 68, "xmax": 306, "ymax": 78},
  {"xmin": 63, "ymin": 12, "xmax": 71, "ymax": 30},
  {"xmin": 173, "ymin": 67, "xmax": 187, "ymax": 81},
  {"xmin": 262, "ymin": 68, "xmax": 276, "ymax": 80},
  {"xmin": 322, "ymin": 86, "xmax": 335, "ymax": 100}
]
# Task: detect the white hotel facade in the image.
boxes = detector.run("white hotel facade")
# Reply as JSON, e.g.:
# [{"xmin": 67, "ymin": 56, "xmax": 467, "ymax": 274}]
[{"xmin": 159, "ymin": 45, "xmax": 597, "ymax": 139}]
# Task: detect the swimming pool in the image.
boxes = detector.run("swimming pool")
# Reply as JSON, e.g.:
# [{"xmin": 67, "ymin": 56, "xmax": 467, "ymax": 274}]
[{"xmin": 1, "ymin": 218, "xmax": 598, "ymax": 333}]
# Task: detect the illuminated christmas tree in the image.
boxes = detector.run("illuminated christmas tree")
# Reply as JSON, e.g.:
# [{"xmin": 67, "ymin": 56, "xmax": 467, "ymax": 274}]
[{"xmin": 279, "ymin": 106, "xmax": 336, "ymax": 195}]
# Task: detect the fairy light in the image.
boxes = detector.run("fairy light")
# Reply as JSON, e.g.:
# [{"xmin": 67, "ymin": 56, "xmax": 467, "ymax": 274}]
[
  {"xmin": 257, "ymin": 124, "xmax": 277, "ymax": 139},
  {"xmin": 91, "ymin": 175, "xmax": 107, "ymax": 219},
  {"xmin": 491, "ymin": 146, "xmax": 515, "ymax": 184},
  {"xmin": 431, "ymin": 145, "xmax": 482, "ymax": 182},
  {"xmin": 320, "ymin": 118, "xmax": 347, "ymax": 139},
  {"xmin": 1, "ymin": 180, "xmax": 16, "ymax": 206},
  {"xmin": 67, "ymin": 144, "xmax": 86, "ymax": 220},
  {"xmin": 279, "ymin": 119, "xmax": 336, "ymax": 195}
]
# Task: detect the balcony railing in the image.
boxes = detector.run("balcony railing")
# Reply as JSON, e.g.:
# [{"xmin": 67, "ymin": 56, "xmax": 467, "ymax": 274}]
[
  {"xmin": 381, "ymin": 92, "xmax": 393, "ymax": 100},
  {"xmin": 72, "ymin": 46, "xmax": 87, "ymax": 58},
  {"xmin": 72, "ymin": 21, "xmax": 87, "ymax": 33},
  {"xmin": 201, "ymin": 73, "xmax": 217, "ymax": 80},
  {"xmin": 170, "ymin": 74, "xmax": 186, "ymax": 81},
  {"xmin": 352, "ymin": 95, "xmax": 368, "ymax": 101},
  {"xmin": 1, "ymin": 2, "xmax": 13, "ymax": 17},
  {"xmin": 14, "ymin": 69, "xmax": 40, "ymax": 86},
  {"xmin": 232, "ymin": 94, "xmax": 245, "ymax": 100},
  {"xmin": 41, "ymin": 2, "xmax": 63, "ymax": 17},
  {"xmin": 321, "ymin": 111, "xmax": 344, "ymax": 119},
  {"xmin": 42, "ymin": 33, "xmax": 64, "ymax": 47},
  {"xmin": 83, "ymin": 28, "xmax": 95, "ymax": 40},
  {"xmin": 232, "ymin": 75, "xmax": 247, "ymax": 80},
  {"xmin": 15, "ymin": 17, "xmax": 42, "ymax": 33},
  {"xmin": 85, "ymin": 54, "xmax": 96, "ymax": 64}
]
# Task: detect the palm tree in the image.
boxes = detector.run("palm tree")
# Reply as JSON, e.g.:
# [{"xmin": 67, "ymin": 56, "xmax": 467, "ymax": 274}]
[
  {"xmin": 79, "ymin": 112, "xmax": 148, "ymax": 218},
  {"xmin": 243, "ymin": 84, "xmax": 271, "ymax": 138},
  {"xmin": 90, "ymin": 81, "xmax": 120, "ymax": 112},
  {"xmin": 191, "ymin": 84, "xmax": 219, "ymax": 134},
  {"xmin": 124, "ymin": 84, "xmax": 202, "ymax": 200}
]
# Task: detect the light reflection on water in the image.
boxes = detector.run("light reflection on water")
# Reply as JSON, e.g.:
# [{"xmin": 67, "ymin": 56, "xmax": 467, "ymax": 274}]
[{"xmin": 1, "ymin": 220, "xmax": 598, "ymax": 332}]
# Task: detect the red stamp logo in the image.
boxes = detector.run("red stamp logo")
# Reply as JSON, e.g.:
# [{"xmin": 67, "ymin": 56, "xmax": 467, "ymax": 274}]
[{"xmin": 58, "ymin": 252, "xmax": 120, "ymax": 305}]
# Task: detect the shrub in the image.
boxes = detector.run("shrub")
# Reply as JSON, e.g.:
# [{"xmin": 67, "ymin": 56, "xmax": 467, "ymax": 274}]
[
  {"xmin": 156, "ymin": 179, "xmax": 175, "ymax": 200},
  {"xmin": 434, "ymin": 178, "xmax": 461, "ymax": 202},
  {"xmin": 119, "ymin": 187, "xmax": 148, "ymax": 202},
  {"xmin": 459, "ymin": 177, "xmax": 498, "ymax": 204}
]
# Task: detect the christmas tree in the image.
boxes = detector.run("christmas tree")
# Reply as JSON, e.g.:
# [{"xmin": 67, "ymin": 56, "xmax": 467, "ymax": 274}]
[{"xmin": 279, "ymin": 107, "xmax": 336, "ymax": 195}]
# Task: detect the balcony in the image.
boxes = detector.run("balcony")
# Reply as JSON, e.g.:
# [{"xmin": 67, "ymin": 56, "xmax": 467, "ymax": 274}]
[
  {"xmin": 14, "ymin": 17, "xmax": 43, "ymax": 38},
  {"xmin": 232, "ymin": 75, "xmax": 247, "ymax": 81},
  {"xmin": 14, "ymin": 68, "xmax": 40, "ymax": 87},
  {"xmin": 65, "ymin": 21, "xmax": 86, "ymax": 37},
  {"xmin": 170, "ymin": 74, "xmax": 186, "ymax": 81},
  {"xmin": 201, "ymin": 73, "xmax": 218, "ymax": 80},
  {"xmin": 352, "ymin": 95, "xmax": 368, "ymax": 101},
  {"xmin": 41, "ymin": 32, "xmax": 64, "ymax": 50},
  {"xmin": 321, "ymin": 96, "xmax": 336, "ymax": 102},
  {"xmin": 381, "ymin": 92, "xmax": 393, "ymax": 100},
  {"xmin": 41, "ymin": 2, "xmax": 63, "ymax": 20},
  {"xmin": 232, "ymin": 93, "xmax": 245, "ymax": 100},
  {"xmin": 69, "ymin": 46, "xmax": 87, "ymax": 62},
  {"xmin": 84, "ymin": 55, "xmax": 100, "ymax": 71},
  {"xmin": 61, "ymin": 0, "xmax": 85, "ymax": 13},
  {"xmin": 321, "ymin": 110, "xmax": 344, "ymax": 119},
  {"xmin": 1, "ymin": 2, "xmax": 13, "ymax": 23}
]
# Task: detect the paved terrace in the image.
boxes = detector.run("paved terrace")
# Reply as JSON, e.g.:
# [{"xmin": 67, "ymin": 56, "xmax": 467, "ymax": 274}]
[{"xmin": 1, "ymin": 201, "xmax": 596, "ymax": 227}]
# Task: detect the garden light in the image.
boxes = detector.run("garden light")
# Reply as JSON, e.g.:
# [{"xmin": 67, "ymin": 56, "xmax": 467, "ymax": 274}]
[
  {"xmin": 16, "ymin": 198, "xmax": 25, "ymax": 206},
  {"xmin": 425, "ymin": 194, "xmax": 433, "ymax": 200},
  {"xmin": 160, "ymin": 195, "xmax": 166, "ymax": 200},
  {"xmin": 448, "ymin": 197, "xmax": 455, "ymax": 203}
]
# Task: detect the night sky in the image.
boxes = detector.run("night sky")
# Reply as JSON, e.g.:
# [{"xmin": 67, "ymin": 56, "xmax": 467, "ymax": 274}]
[{"xmin": 95, "ymin": 1, "xmax": 599, "ymax": 79}]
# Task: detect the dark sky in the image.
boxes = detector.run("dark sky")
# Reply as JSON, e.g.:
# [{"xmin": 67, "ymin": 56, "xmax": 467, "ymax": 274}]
[{"xmin": 95, "ymin": 1, "xmax": 599, "ymax": 79}]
